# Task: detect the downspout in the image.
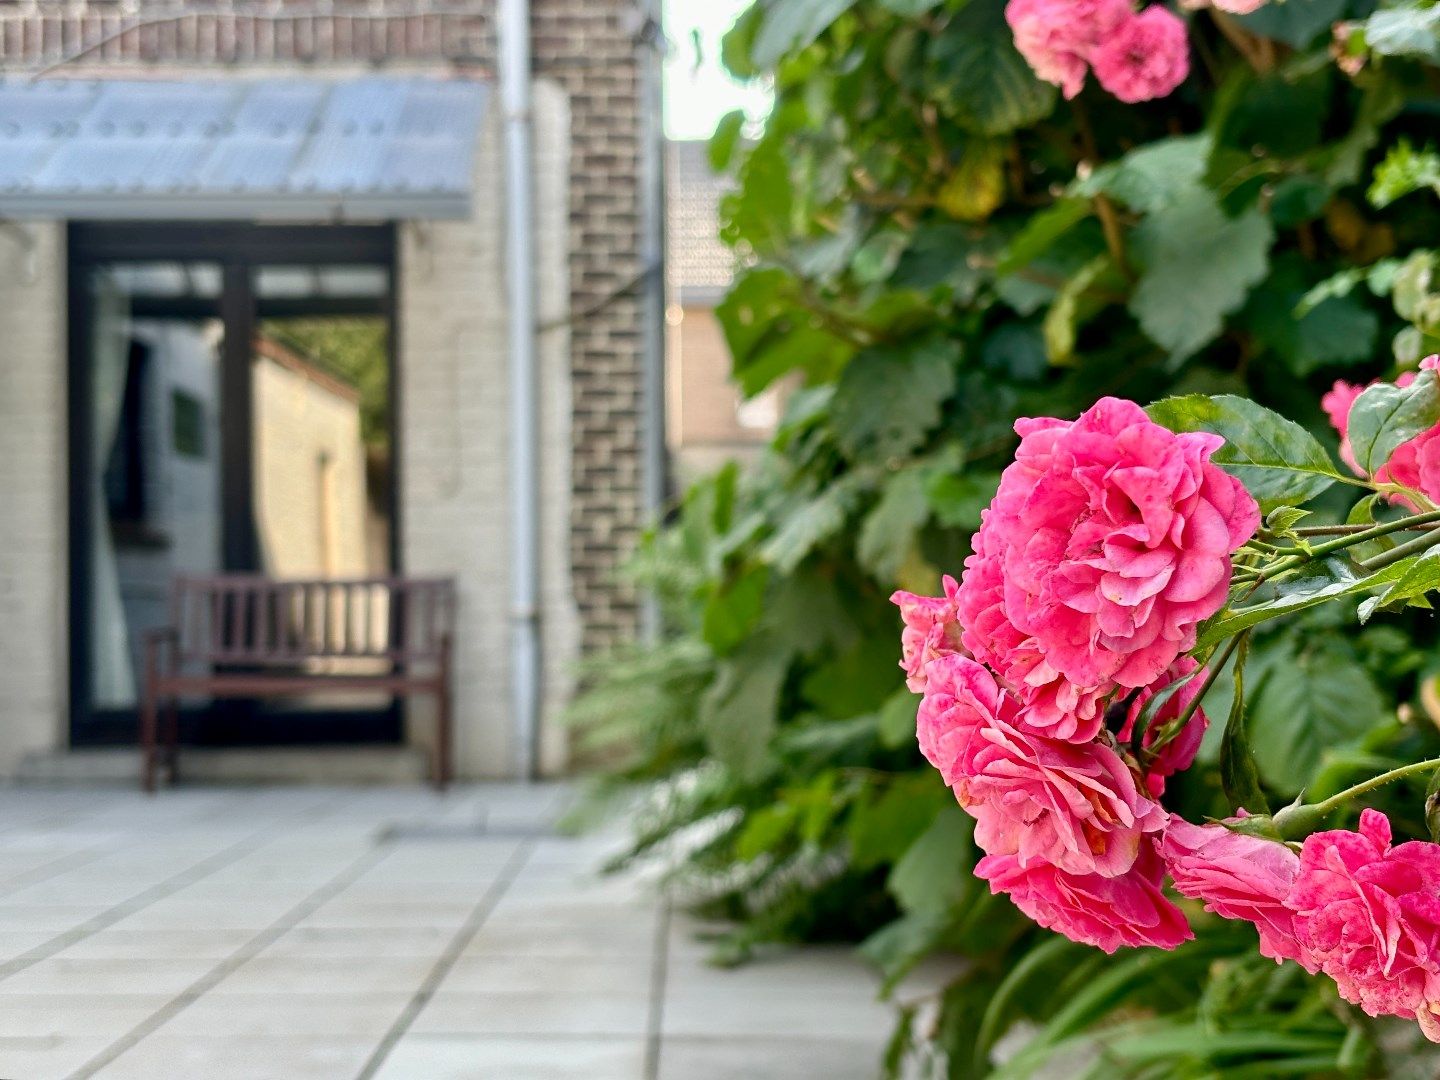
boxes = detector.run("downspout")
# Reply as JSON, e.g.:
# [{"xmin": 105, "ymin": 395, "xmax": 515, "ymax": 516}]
[
  {"xmin": 637, "ymin": 0, "xmax": 668, "ymax": 644},
  {"xmin": 499, "ymin": 0, "xmax": 541, "ymax": 780}
]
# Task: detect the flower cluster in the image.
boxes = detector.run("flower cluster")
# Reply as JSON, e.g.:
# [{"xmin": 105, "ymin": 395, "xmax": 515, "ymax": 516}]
[
  {"xmin": 1005, "ymin": 0, "xmax": 1190, "ymax": 103},
  {"xmin": 895, "ymin": 398, "xmax": 1259, "ymax": 954},
  {"xmin": 1163, "ymin": 810, "xmax": 1440, "ymax": 1042},
  {"xmin": 1323, "ymin": 356, "xmax": 1440, "ymax": 509}
]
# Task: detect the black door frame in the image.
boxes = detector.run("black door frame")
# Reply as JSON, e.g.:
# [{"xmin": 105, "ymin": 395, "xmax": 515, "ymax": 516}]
[{"xmin": 67, "ymin": 221, "xmax": 402, "ymax": 747}]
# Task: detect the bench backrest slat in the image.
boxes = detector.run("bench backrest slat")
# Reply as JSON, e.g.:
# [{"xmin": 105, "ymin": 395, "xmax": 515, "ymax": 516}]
[{"xmin": 171, "ymin": 575, "xmax": 455, "ymax": 665}]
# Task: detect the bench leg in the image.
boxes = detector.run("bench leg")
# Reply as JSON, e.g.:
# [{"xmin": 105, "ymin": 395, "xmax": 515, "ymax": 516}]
[
  {"xmin": 140, "ymin": 688, "xmax": 158, "ymax": 795},
  {"xmin": 433, "ymin": 680, "xmax": 452, "ymax": 792},
  {"xmin": 162, "ymin": 700, "xmax": 181, "ymax": 785}
]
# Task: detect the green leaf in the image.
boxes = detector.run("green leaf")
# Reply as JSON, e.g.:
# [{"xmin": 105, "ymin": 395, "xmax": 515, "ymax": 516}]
[
  {"xmin": 928, "ymin": 0, "xmax": 1057, "ymax": 136},
  {"xmin": 751, "ymin": 0, "xmax": 857, "ymax": 69},
  {"xmin": 926, "ymin": 470, "xmax": 1001, "ymax": 530},
  {"xmin": 699, "ymin": 639, "xmax": 789, "ymax": 780},
  {"xmin": 1043, "ymin": 254, "xmax": 1112, "ymax": 364},
  {"xmin": 887, "ymin": 803, "xmax": 972, "ymax": 915},
  {"xmin": 1348, "ymin": 368, "xmax": 1440, "ymax": 476},
  {"xmin": 1145, "ymin": 394, "xmax": 1342, "ymax": 512},
  {"xmin": 876, "ymin": 0, "xmax": 940, "ymax": 13},
  {"xmin": 1424, "ymin": 763, "xmax": 1440, "ymax": 844},
  {"xmin": 1197, "ymin": 557, "xmax": 1408, "ymax": 650},
  {"xmin": 1249, "ymin": 638, "xmax": 1386, "ymax": 793},
  {"xmin": 1369, "ymin": 140, "xmax": 1440, "ymax": 209},
  {"xmin": 1363, "ymin": 3, "xmax": 1440, "ymax": 62},
  {"xmin": 1074, "ymin": 136, "xmax": 1212, "ymax": 214},
  {"xmin": 995, "ymin": 197, "xmax": 1090, "ymax": 275},
  {"xmin": 859, "ymin": 910, "xmax": 952, "ymax": 992},
  {"xmin": 1237, "ymin": 0, "xmax": 1345, "ymax": 47},
  {"xmin": 832, "ymin": 341, "xmax": 958, "ymax": 461},
  {"xmin": 701, "ymin": 564, "xmax": 770, "ymax": 655},
  {"xmin": 877, "ymin": 688, "xmax": 919, "ymax": 749},
  {"xmin": 708, "ymin": 109, "xmax": 746, "ymax": 172},
  {"xmin": 849, "ymin": 776, "xmax": 944, "ymax": 870},
  {"xmin": 1359, "ymin": 545, "xmax": 1440, "ymax": 620},
  {"xmin": 736, "ymin": 803, "xmax": 798, "ymax": 860},
  {"xmin": 1219, "ymin": 635, "xmax": 1268, "ymax": 815},
  {"xmin": 1129, "ymin": 189, "xmax": 1274, "ymax": 361},
  {"xmin": 759, "ymin": 475, "xmax": 863, "ymax": 572},
  {"xmin": 858, "ymin": 467, "xmax": 931, "ymax": 583}
]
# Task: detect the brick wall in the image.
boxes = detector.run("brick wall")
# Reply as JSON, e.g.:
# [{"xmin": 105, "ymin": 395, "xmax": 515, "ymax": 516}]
[{"xmin": 0, "ymin": 0, "xmax": 648, "ymax": 653}]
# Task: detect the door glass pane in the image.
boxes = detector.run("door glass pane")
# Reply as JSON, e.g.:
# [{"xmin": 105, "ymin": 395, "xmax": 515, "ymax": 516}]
[
  {"xmin": 255, "ymin": 267, "xmax": 392, "ymax": 714},
  {"xmin": 86, "ymin": 264, "xmax": 223, "ymax": 711}
]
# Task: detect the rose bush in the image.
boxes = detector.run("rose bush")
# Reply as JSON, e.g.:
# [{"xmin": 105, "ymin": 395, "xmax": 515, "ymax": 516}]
[
  {"xmin": 901, "ymin": 381, "xmax": 1440, "ymax": 1044},
  {"xmin": 573, "ymin": 0, "xmax": 1440, "ymax": 1075}
]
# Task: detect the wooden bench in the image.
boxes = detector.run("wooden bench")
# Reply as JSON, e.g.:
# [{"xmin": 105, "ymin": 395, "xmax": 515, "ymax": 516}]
[{"xmin": 141, "ymin": 575, "xmax": 456, "ymax": 793}]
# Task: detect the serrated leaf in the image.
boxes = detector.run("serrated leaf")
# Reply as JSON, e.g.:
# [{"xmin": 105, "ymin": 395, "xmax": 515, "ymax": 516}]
[
  {"xmin": 699, "ymin": 640, "xmax": 789, "ymax": 780},
  {"xmin": 751, "ymin": 0, "xmax": 856, "ymax": 69},
  {"xmin": 1197, "ymin": 557, "xmax": 1411, "ymax": 650},
  {"xmin": 1073, "ymin": 136, "xmax": 1212, "ymax": 214},
  {"xmin": 1363, "ymin": 3, "xmax": 1440, "ymax": 62},
  {"xmin": 858, "ymin": 467, "xmax": 931, "ymax": 583},
  {"xmin": 759, "ymin": 475, "xmax": 862, "ymax": 572},
  {"xmin": 832, "ymin": 341, "xmax": 958, "ymax": 461},
  {"xmin": 928, "ymin": 0, "xmax": 1057, "ymax": 136},
  {"xmin": 1265, "ymin": 506, "xmax": 1311, "ymax": 533},
  {"xmin": 849, "ymin": 776, "xmax": 944, "ymax": 870},
  {"xmin": 996, "ymin": 198, "xmax": 1090, "ymax": 275},
  {"xmin": 1249, "ymin": 638, "xmax": 1386, "ymax": 794},
  {"xmin": 888, "ymin": 804, "xmax": 973, "ymax": 915},
  {"xmin": 701, "ymin": 564, "xmax": 769, "ymax": 655},
  {"xmin": 1361, "ymin": 545, "xmax": 1440, "ymax": 620},
  {"xmin": 926, "ymin": 470, "xmax": 1001, "ymax": 530},
  {"xmin": 1145, "ymin": 394, "xmax": 1342, "ymax": 512},
  {"xmin": 1369, "ymin": 140, "xmax": 1440, "ymax": 209},
  {"xmin": 1237, "ymin": 0, "xmax": 1345, "ymax": 47},
  {"xmin": 1219, "ymin": 635, "xmax": 1268, "ymax": 815},
  {"xmin": 1348, "ymin": 369, "xmax": 1440, "ymax": 476},
  {"xmin": 1129, "ymin": 190, "xmax": 1274, "ymax": 361}
]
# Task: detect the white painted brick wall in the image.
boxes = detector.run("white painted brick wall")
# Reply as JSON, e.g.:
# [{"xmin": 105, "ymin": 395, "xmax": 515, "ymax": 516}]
[
  {"xmin": 0, "ymin": 224, "xmax": 68, "ymax": 774},
  {"xmin": 400, "ymin": 80, "xmax": 577, "ymax": 778}
]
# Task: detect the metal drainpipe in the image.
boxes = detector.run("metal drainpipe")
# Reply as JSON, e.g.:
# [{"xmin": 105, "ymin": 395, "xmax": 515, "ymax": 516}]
[
  {"xmin": 637, "ymin": 0, "xmax": 668, "ymax": 644},
  {"xmin": 499, "ymin": 0, "xmax": 541, "ymax": 781}
]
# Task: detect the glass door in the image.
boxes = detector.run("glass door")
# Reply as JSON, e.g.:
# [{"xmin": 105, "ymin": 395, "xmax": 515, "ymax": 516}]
[{"xmin": 69, "ymin": 225, "xmax": 397, "ymax": 747}]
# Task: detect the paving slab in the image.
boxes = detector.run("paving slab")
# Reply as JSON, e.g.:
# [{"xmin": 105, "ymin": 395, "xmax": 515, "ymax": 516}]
[{"xmin": 0, "ymin": 785, "xmax": 893, "ymax": 1079}]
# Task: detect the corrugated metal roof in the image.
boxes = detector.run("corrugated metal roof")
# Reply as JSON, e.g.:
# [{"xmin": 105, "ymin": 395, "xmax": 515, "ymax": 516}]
[{"xmin": 0, "ymin": 77, "xmax": 489, "ymax": 221}]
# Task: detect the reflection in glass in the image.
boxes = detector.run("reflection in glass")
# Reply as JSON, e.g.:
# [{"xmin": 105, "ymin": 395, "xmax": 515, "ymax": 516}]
[{"xmin": 88, "ymin": 265, "xmax": 223, "ymax": 710}]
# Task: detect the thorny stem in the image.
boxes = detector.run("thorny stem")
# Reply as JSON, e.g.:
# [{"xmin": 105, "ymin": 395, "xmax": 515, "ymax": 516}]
[
  {"xmin": 1240, "ymin": 509, "xmax": 1440, "ymax": 587},
  {"xmin": 1357, "ymin": 526, "xmax": 1440, "ymax": 572},
  {"xmin": 1305, "ymin": 758, "xmax": 1440, "ymax": 819}
]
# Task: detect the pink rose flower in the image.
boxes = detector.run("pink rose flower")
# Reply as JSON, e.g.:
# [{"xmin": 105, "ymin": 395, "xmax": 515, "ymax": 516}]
[
  {"xmin": 1006, "ymin": 0, "xmax": 1131, "ymax": 99},
  {"xmin": 958, "ymin": 712, "xmax": 1167, "ymax": 878},
  {"xmin": 960, "ymin": 397, "xmax": 1259, "ymax": 693},
  {"xmin": 892, "ymin": 575, "xmax": 966, "ymax": 693},
  {"xmin": 1091, "ymin": 6, "xmax": 1191, "ymax": 104},
  {"xmin": 958, "ymin": 537, "xmax": 1108, "ymax": 742},
  {"xmin": 1162, "ymin": 817, "xmax": 1311, "ymax": 967},
  {"xmin": 1116, "ymin": 658, "xmax": 1208, "ymax": 797},
  {"xmin": 914, "ymin": 654, "xmax": 1001, "ymax": 788},
  {"xmin": 1180, "ymin": 0, "xmax": 1267, "ymax": 13},
  {"xmin": 1323, "ymin": 357, "xmax": 1440, "ymax": 509},
  {"xmin": 978, "ymin": 840, "xmax": 1193, "ymax": 953},
  {"xmin": 1288, "ymin": 809, "xmax": 1440, "ymax": 1040}
]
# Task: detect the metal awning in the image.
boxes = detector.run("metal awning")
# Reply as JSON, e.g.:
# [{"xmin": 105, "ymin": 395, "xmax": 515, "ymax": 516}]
[{"xmin": 0, "ymin": 76, "xmax": 489, "ymax": 221}]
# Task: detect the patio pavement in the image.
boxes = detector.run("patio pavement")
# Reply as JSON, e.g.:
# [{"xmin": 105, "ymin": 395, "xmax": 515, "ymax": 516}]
[{"xmin": 0, "ymin": 785, "xmax": 894, "ymax": 1080}]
